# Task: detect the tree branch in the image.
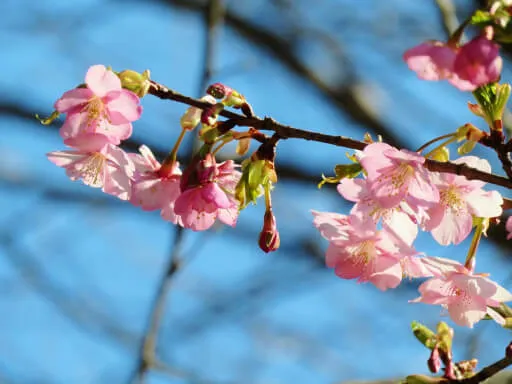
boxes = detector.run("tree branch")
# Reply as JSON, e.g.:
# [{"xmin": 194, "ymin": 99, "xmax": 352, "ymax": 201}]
[{"xmin": 148, "ymin": 81, "xmax": 512, "ymax": 189}]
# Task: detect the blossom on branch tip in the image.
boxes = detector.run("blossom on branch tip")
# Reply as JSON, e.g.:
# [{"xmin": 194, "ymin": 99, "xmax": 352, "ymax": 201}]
[
  {"xmin": 452, "ymin": 37, "xmax": 502, "ymax": 91},
  {"xmin": 412, "ymin": 257, "xmax": 512, "ymax": 327},
  {"xmin": 55, "ymin": 64, "xmax": 142, "ymax": 144},
  {"xmin": 46, "ymin": 133, "xmax": 134, "ymax": 200},
  {"xmin": 424, "ymin": 156, "xmax": 503, "ymax": 246}
]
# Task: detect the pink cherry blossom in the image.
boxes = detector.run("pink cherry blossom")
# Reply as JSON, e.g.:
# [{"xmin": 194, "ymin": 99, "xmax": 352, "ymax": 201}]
[
  {"xmin": 129, "ymin": 145, "xmax": 182, "ymax": 225},
  {"xmin": 315, "ymin": 213, "xmax": 421, "ymax": 290},
  {"xmin": 424, "ymin": 156, "xmax": 503, "ymax": 246},
  {"xmin": 47, "ymin": 133, "xmax": 134, "ymax": 200},
  {"xmin": 453, "ymin": 36, "xmax": 502, "ymax": 91},
  {"xmin": 506, "ymin": 216, "xmax": 512, "ymax": 240},
  {"xmin": 359, "ymin": 143, "xmax": 439, "ymax": 209},
  {"xmin": 403, "ymin": 41, "xmax": 457, "ymax": 81},
  {"xmin": 174, "ymin": 154, "xmax": 241, "ymax": 231},
  {"xmin": 412, "ymin": 257, "xmax": 512, "ymax": 327},
  {"xmin": 338, "ymin": 178, "xmax": 418, "ymax": 245},
  {"xmin": 55, "ymin": 65, "xmax": 142, "ymax": 144}
]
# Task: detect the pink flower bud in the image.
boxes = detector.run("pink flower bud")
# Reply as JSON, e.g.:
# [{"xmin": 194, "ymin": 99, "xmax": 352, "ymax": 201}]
[
  {"xmin": 453, "ymin": 37, "xmax": 502, "ymax": 89},
  {"xmin": 259, "ymin": 210, "xmax": 280, "ymax": 253},
  {"xmin": 428, "ymin": 347, "xmax": 441, "ymax": 374},
  {"xmin": 207, "ymin": 82, "xmax": 233, "ymax": 99}
]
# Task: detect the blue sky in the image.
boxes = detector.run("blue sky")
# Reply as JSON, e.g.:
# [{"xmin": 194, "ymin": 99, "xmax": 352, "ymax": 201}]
[{"xmin": 1, "ymin": 1, "xmax": 511, "ymax": 383}]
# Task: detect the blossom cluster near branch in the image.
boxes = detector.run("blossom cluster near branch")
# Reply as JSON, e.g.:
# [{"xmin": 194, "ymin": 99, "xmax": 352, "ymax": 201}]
[{"xmin": 41, "ymin": 1, "xmax": 512, "ymax": 381}]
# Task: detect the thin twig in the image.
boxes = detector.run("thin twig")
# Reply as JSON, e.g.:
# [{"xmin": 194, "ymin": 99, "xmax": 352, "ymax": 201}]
[
  {"xmin": 148, "ymin": 81, "xmax": 512, "ymax": 189},
  {"xmin": 133, "ymin": 227, "xmax": 184, "ymax": 383}
]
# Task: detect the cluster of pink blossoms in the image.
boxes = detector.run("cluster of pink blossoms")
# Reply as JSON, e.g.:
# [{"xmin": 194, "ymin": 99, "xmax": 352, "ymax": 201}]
[
  {"xmin": 312, "ymin": 142, "xmax": 512, "ymax": 327},
  {"xmin": 403, "ymin": 35, "xmax": 502, "ymax": 91},
  {"xmin": 47, "ymin": 65, "xmax": 241, "ymax": 231}
]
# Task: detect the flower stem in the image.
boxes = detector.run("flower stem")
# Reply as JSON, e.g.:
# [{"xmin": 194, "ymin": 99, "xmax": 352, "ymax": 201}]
[
  {"xmin": 464, "ymin": 221, "xmax": 484, "ymax": 271},
  {"xmin": 416, "ymin": 133, "xmax": 456, "ymax": 153},
  {"xmin": 423, "ymin": 136, "xmax": 459, "ymax": 159},
  {"xmin": 162, "ymin": 128, "xmax": 188, "ymax": 167}
]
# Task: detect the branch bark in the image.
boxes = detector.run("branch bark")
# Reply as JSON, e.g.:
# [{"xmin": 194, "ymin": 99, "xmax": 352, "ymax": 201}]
[{"xmin": 148, "ymin": 81, "xmax": 512, "ymax": 189}]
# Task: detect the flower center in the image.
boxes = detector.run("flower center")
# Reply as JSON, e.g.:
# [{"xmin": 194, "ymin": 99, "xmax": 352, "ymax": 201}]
[
  {"xmin": 390, "ymin": 163, "xmax": 414, "ymax": 191},
  {"xmin": 350, "ymin": 240, "xmax": 375, "ymax": 266},
  {"xmin": 440, "ymin": 186, "xmax": 464, "ymax": 212},
  {"xmin": 79, "ymin": 152, "xmax": 106, "ymax": 187},
  {"xmin": 83, "ymin": 97, "xmax": 109, "ymax": 127}
]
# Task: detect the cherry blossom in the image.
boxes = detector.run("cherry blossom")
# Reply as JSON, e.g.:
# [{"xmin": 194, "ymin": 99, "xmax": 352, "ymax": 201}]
[
  {"xmin": 412, "ymin": 257, "xmax": 512, "ymax": 327},
  {"xmin": 338, "ymin": 177, "xmax": 418, "ymax": 245},
  {"xmin": 359, "ymin": 142, "xmax": 439, "ymax": 210},
  {"xmin": 55, "ymin": 65, "xmax": 142, "ymax": 144},
  {"xmin": 313, "ymin": 212, "xmax": 425, "ymax": 290},
  {"xmin": 47, "ymin": 133, "xmax": 134, "ymax": 200},
  {"xmin": 403, "ymin": 41, "xmax": 456, "ymax": 81},
  {"xmin": 174, "ymin": 154, "xmax": 241, "ymax": 231},
  {"xmin": 130, "ymin": 145, "xmax": 182, "ymax": 225},
  {"xmin": 453, "ymin": 37, "xmax": 502, "ymax": 91},
  {"xmin": 424, "ymin": 156, "xmax": 503, "ymax": 245}
]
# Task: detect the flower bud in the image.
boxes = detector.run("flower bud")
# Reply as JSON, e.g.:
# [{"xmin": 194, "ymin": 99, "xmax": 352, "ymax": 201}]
[
  {"xmin": 207, "ymin": 82, "xmax": 233, "ymax": 99},
  {"xmin": 506, "ymin": 342, "xmax": 512, "ymax": 359},
  {"xmin": 236, "ymin": 137, "xmax": 251, "ymax": 156},
  {"xmin": 180, "ymin": 95, "xmax": 216, "ymax": 131},
  {"xmin": 429, "ymin": 147, "xmax": 450, "ymax": 162},
  {"xmin": 411, "ymin": 321, "xmax": 437, "ymax": 349},
  {"xmin": 259, "ymin": 210, "xmax": 280, "ymax": 253},
  {"xmin": 428, "ymin": 347, "xmax": 441, "ymax": 373},
  {"xmin": 235, "ymin": 157, "xmax": 276, "ymax": 209},
  {"xmin": 118, "ymin": 69, "xmax": 151, "ymax": 97}
]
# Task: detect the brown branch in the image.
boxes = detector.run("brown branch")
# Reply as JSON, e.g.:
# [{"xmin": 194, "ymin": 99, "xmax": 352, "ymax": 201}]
[
  {"xmin": 148, "ymin": 81, "xmax": 512, "ymax": 189},
  {"xmin": 133, "ymin": 228, "xmax": 184, "ymax": 383},
  {"xmin": 454, "ymin": 345, "xmax": 512, "ymax": 384}
]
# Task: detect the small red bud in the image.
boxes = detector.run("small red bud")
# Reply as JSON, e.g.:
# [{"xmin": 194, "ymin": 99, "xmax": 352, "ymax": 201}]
[
  {"xmin": 506, "ymin": 342, "xmax": 512, "ymax": 359},
  {"xmin": 207, "ymin": 82, "xmax": 232, "ymax": 99},
  {"xmin": 428, "ymin": 347, "xmax": 441, "ymax": 374},
  {"xmin": 258, "ymin": 210, "xmax": 280, "ymax": 253}
]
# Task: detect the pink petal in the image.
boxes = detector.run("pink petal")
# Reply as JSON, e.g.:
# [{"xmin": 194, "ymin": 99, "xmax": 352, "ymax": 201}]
[
  {"xmin": 447, "ymin": 295, "xmax": 488, "ymax": 328},
  {"xmin": 85, "ymin": 65, "xmax": 121, "ymax": 97},
  {"xmin": 368, "ymin": 256, "xmax": 402, "ymax": 291},
  {"xmin": 64, "ymin": 133, "xmax": 111, "ymax": 152},
  {"xmin": 47, "ymin": 151, "xmax": 85, "ymax": 167},
  {"xmin": 201, "ymin": 183, "xmax": 231, "ymax": 208},
  {"xmin": 217, "ymin": 204, "xmax": 239, "ymax": 227},
  {"xmin": 430, "ymin": 207, "xmax": 473, "ymax": 246},
  {"xmin": 337, "ymin": 178, "xmax": 366, "ymax": 202},
  {"xmin": 103, "ymin": 162, "xmax": 132, "ymax": 200},
  {"xmin": 54, "ymin": 88, "xmax": 93, "ymax": 113},
  {"xmin": 466, "ymin": 190, "xmax": 503, "ymax": 218},
  {"xmin": 105, "ymin": 90, "xmax": 142, "ymax": 124},
  {"xmin": 311, "ymin": 210, "xmax": 350, "ymax": 242}
]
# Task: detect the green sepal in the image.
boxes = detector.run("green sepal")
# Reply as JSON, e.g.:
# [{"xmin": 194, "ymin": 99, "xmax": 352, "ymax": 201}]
[
  {"xmin": 35, "ymin": 110, "xmax": 60, "ymax": 125},
  {"xmin": 318, "ymin": 163, "xmax": 362, "ymax": 188},
  {"xmin": 411, "ymin": 321, "xmax": 437, "ymax": 350}
]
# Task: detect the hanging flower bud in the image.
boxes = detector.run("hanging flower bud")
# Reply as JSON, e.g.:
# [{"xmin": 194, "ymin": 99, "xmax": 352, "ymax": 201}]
[{"xmin": 259, "ymin": 210, "xmax": 280, "ymax": 253}]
